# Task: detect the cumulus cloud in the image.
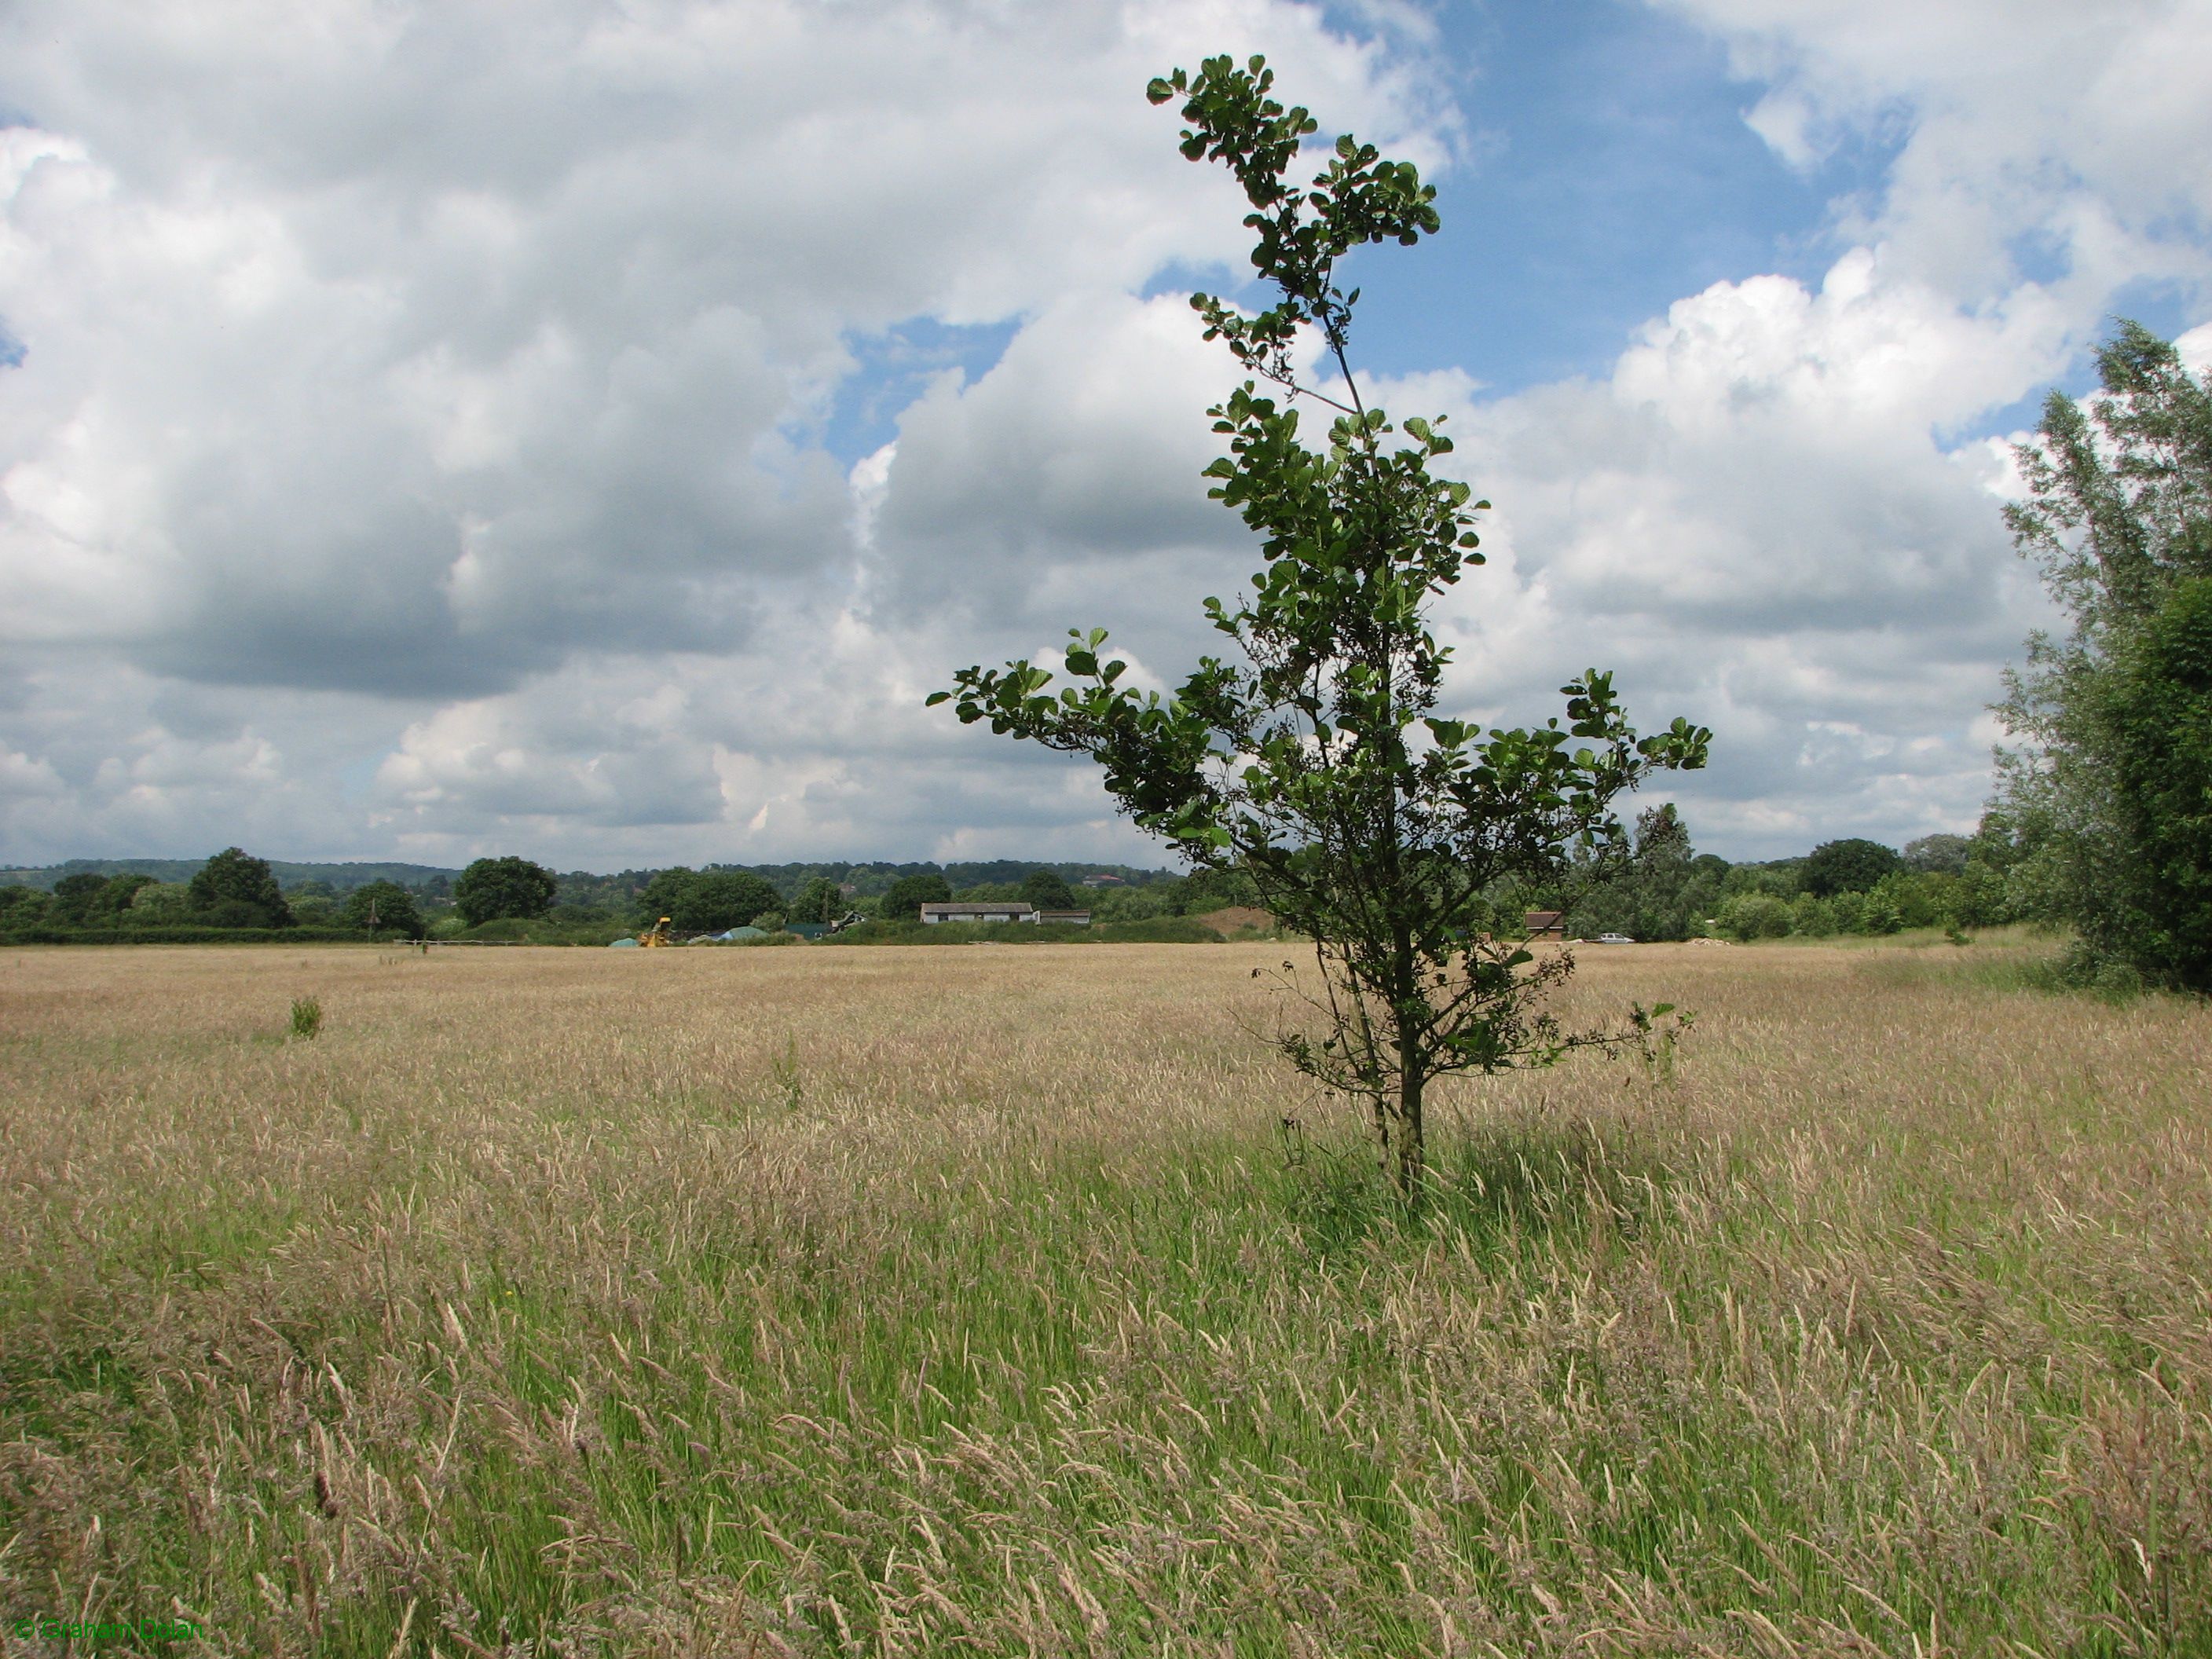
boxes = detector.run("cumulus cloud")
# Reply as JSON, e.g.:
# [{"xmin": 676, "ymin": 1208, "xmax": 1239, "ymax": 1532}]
[
  {"xmin": 0, "ymin": 0, "xmax": 1447, "ymax": 863},
  {"xmin": 0, "ymin": 0, "xmax": 2204, "ymax": 868},
  {"xmin": 1663, "ymin": 0, "xmax": 2212, "ymax": 302}
]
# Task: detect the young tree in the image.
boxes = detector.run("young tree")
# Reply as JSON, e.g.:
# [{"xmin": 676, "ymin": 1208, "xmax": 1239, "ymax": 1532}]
[
  {"xmin": 453, "ymin": 856, "xmax": 558, "ymax": 927},
  {"xmin": 189, "ymin": 848, "xmax": 295, "ymax": 928},
  {"xmin": 935, "ymin": 56, "xmax": 1708, "ymax": 1195},
  {"xmin": 1994, "ymin": 320, "xmax": 2212, "ymax": 991}
]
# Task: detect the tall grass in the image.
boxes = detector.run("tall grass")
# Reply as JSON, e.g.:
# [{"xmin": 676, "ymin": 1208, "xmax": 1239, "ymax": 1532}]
[{"xmin": 0, "ymin": 939, "xmax": 2207, "ymax": 1654}]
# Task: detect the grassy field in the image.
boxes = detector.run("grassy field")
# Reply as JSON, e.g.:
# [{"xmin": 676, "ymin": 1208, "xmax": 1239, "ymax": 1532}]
[{"xmin": 1, "ymin": 937, "xmax": 2207, "ymax": 1656}]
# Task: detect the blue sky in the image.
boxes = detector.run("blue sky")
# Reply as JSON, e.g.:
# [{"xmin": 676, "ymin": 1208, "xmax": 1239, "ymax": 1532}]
[
  {"xmin": 1333, "ymin": 0, "xmax": 1888, "ymax": 391},
  {"xmin": 2, "ymin": 0, "xmax": 2208, "ymax": 870}
]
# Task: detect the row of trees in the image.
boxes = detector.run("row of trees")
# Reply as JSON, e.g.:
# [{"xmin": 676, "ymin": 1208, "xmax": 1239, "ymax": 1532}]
[
  {"xmin": 0, "ymin": 848, "xmax": 315, "ymax": 934},
  {"xmin": 1521, "ymin": 811, "xmax": 2024, "ymax": 944},
  {"xmin": 0, "ymin": 816, "xmax": 2088, "ymax": 948},
  {"xmin": 1708, "ymin": 829, "xmax": 2020, "ymax": 940},
  {"xmin": 0, "ymin": 850, "xmax": 1257, "ymax": 942},
  {"xmin": 0, "ymin": 851, "xmax": 566, "ymax": 939}
]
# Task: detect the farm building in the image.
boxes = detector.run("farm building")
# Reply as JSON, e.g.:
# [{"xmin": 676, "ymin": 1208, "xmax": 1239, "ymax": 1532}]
[
  {"xmin": 918, "ymin": 902, "xmax": 1036, "ymax": 925},
  {"xmin": 1524, "ymin": 910, "xmax": 1566, "ymax": 939}
]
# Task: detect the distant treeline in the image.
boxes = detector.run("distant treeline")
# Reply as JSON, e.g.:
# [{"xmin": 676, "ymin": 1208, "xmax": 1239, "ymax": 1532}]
[
  {"xmin": 1, "ymin": 855, "xmax": 1174, "ymax": 903},
  {"xmin": 2, "ymin": 821, "xmax": 2030, "ymax": 948},
  {"xmin": 0, "ymin": 851, "xmax": 1190, "ymax": 946},
  {"xmin": 1529, "ymin": 808, "xmax": 2023, "ymax": 943}
]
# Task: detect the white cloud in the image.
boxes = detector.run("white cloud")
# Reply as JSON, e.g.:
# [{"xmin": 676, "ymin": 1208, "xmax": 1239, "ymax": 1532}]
[
  {"xmin": 0, "ymin": 0, "xmax": 2204, "ymax": 868},
  {"xmin": 1663, "ymin": 0, "xmax": 2212, "ymax": 302},
  {"xmin": 0, "ymin": 0, "xmax": 1448, "ymax": 862}
]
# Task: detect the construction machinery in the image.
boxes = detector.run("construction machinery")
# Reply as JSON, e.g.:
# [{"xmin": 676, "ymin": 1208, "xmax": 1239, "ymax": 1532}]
[{"xmin": 639, "ymin": 915, "xmax": 674, "ymax": 947}]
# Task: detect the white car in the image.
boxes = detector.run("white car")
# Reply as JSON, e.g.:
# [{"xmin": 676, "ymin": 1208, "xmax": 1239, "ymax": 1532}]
[{"xmin": 1591, "ymin": 932, "xmax": 1636, "ymax": 944}]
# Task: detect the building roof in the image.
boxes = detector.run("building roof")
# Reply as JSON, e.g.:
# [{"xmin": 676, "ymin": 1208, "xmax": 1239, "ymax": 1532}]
[{"xmin": 918, "ymin": 902, "xmax": 1036, "ymax": 917}]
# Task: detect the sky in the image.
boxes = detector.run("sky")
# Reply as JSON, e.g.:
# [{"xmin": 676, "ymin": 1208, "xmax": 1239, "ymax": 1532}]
[{"xmin": 2, "ymin": 0, "xmax": 2209, "ymax": 873}]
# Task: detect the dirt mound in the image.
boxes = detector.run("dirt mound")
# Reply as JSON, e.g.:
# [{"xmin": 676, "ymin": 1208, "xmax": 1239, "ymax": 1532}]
[{"xmin": 1192, "ymin": 906, "xmax": 1274, "ymax": 936}]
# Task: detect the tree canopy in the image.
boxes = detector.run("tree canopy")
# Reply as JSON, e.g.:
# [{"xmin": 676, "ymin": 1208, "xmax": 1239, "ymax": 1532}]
[
  {"xmin": 343, "ymin": 880, "xmax": 426, "ymax": 939},
  {"xmin": 1994, "ymin": 320, "xmax": 2212, "ymax": 991},
  {"xmin": 188, "ymin": 848, "xmax": 294, "ymax": 928},
  {"xmin": 670, "ymin": 872, "xmax": 782, "ymax": 934},
  {"xmin": 936, "ymin": 55, "xmax": 1707, "ymax": 1194},
  {"xmin": 789, "ymin": 877, "xmax": 844, "ymax": 925},
  {"xmin": 453, "ymin": 856, "xmax": 558, "ymax": 928},
  {"xmin": 881, "ymin": 873, "xmax": 952, "ymax": 921},
  {"xmin": 1019, "ymin": 870, "xmax": 1077, "ymax": 911},
  {"xmin": 1800, "ymin": 838, "xmax": 1902, "ymax": 899}
]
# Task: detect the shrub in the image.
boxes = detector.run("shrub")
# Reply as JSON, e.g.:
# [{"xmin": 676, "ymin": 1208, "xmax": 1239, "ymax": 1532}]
[
  {"xmin": 1717, "ymin": 893, "xmax": 1792, "ymax": 940},
  {"xmin": 1788, "ymin": 892, "xmax": 1837, "ymax": 937}
]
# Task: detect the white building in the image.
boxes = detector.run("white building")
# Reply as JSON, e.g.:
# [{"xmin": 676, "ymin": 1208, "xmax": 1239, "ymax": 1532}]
[{"xmin": 917, "ymin": 902, "xmax": 1037, "ymax": 925}]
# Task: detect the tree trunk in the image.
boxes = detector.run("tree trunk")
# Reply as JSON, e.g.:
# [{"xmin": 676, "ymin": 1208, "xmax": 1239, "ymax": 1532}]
[
  {"xmin": 1370, "ymin": 1092, "xmax": 1393, "ymax": 1179},
  {"xmin": 1394, "ymin": 1047, "xmax": 1426, "ymax": 1198}
]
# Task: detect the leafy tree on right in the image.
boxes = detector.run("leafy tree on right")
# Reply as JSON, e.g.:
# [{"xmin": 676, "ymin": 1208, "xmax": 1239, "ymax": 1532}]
[{"xmin": 1993, "ymin": 321, "xmax": 2212, "ymax": 992}]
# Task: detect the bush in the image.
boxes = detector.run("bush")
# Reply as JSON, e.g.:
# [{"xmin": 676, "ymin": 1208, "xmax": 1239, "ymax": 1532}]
[
  {"xmin": 1716, "ymin": 893, "xmax": 1792, "ymax": 940},
  {"xmin": 1787, "ymin": 892, "xmax": 1837, "ymax": 937},
  {"xmin": 122, "ymin": 883, "xmax": 195, "ymax": 925}
]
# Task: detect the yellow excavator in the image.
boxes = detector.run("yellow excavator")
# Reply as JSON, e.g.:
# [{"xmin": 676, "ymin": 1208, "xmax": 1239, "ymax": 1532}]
[{"xmin": 639, "ymin": 915, "xmax": 674, "ymax": 947}]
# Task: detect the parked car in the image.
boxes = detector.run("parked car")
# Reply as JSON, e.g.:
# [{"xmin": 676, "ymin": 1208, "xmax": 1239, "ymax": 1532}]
[{"xmin": 1592, "ymin": 932, "xmax": 1636, "ymax": 944}]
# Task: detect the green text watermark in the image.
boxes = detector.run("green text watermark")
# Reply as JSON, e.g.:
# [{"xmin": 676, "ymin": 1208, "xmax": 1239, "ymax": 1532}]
[{"xmin": 10, "ymin": 1616, "xmax": 203, "ymax": 1643}]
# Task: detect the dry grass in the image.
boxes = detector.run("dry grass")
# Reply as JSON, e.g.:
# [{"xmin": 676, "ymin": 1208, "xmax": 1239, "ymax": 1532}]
[{"xmin": 0, "ymin": 938, "xmax": 2207, "ymax": 1657}]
